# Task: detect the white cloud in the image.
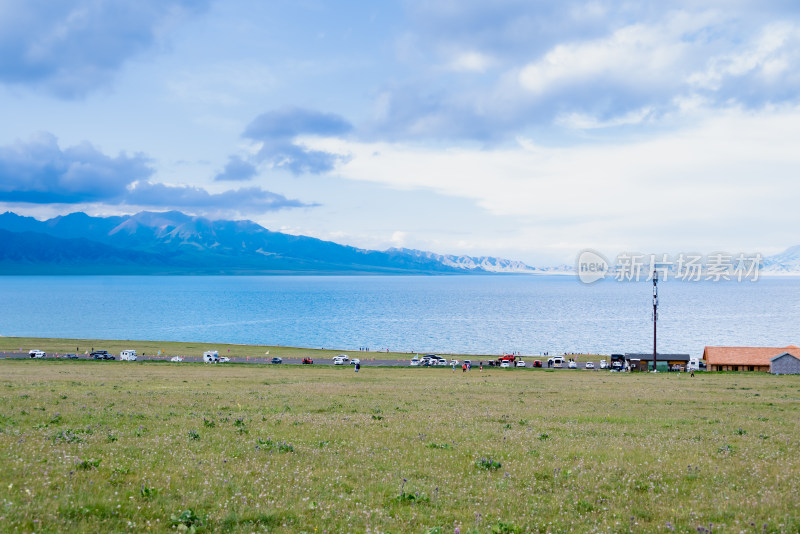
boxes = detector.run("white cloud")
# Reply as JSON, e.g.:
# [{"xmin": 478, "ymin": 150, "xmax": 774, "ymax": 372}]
[
  {"xmin": 688, "ymin": 22, "xmax": 800, "ymax": 90},
  {"xmin": 445, "ymin": 51, "xmax": 493, "ymax": 72},
  {"xmin": 517, "ymin": 14, "xmax": 704, "ymax": 96},
  {"xmin": 390, "ymin": 230, "xmax": 408, "ymax": 247},
  {"xmin": 302, "ymin": 104, "xmax": 800, "ymax": 257},
  {"xmin": 555, "ymin": 106, "xmax": 655, "ymax": 129}
]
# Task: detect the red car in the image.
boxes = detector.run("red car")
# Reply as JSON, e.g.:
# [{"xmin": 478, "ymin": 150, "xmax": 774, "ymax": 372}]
[
  {"xmin": 302, "ymin": 357, "xmax": 313, "ymax": 365},
  {"xmin": 532, "ymin": 360, "xmax": 542, "ymax": 368}
]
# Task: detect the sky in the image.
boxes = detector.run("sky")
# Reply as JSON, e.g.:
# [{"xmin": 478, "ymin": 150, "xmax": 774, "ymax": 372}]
[{"xmin": 1, "ymin": 0, "xmax": 800, "ymax": 265}]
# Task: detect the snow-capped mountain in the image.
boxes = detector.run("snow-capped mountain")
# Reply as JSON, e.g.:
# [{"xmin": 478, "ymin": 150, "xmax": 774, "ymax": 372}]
[
  {"xmin": 761, "ymin": 246, "xmax": 800, "ymax": 274},
  {"xmin": 387, "ymin": 248, "xmax": 572, "ymax": 274}
]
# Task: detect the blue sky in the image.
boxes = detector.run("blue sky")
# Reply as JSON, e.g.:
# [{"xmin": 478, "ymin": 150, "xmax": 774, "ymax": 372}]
[{"xmin": 1, "ymin": 1, "xmax": 800, "ymax": 264}]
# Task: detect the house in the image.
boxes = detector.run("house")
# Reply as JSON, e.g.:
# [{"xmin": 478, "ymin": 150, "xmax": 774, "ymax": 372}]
[
  {"xmin": 624, "ymin": 353, "xmax": 691, "ymax": 372},
  {"xmin": 770, "ymin": 352, "xmax": 800, "ymax": 375},
  {"xmin": 703, "ymin": 346, "xmax": 800, "ymax": 372}
]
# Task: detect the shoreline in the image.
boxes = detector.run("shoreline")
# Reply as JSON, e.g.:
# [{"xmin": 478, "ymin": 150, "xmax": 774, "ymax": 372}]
[{"xmin": 0, "ymin": 335, "xmax": 606, "ymax": 362}]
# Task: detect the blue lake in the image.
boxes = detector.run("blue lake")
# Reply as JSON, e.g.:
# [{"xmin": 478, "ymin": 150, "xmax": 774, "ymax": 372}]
[{"xmin": 1, "ymin": 275, "xmax": 798, "ymax": 356}]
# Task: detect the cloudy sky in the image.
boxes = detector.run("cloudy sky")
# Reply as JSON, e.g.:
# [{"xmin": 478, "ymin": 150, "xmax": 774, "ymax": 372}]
[{"xmin": 1, "ymin": 1, "xmax": 799, "ymax": 264}]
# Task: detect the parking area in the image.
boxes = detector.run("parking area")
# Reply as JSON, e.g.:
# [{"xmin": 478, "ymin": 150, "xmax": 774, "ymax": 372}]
[{"xmin": 1, "ymin": 352, "xmax": 689, "ymax": 371}]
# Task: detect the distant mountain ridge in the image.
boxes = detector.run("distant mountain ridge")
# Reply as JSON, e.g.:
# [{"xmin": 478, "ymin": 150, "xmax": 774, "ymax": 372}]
[
  {"xmin": 0, "ymin": 211, "xmax": 541, "ymax": 275},
  {"xmin": 760, "ymin": 245, "xmax": 800, "ymax": 274},
  {"xmin": 389, "ymin": 248, "xmax": 571, "ymax": 274}
]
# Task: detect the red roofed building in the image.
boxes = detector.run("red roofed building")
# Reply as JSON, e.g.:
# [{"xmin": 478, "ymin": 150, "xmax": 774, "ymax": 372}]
[{"xmin": 703, "ymin": 345, "xmax": 800, "ymax": 372}]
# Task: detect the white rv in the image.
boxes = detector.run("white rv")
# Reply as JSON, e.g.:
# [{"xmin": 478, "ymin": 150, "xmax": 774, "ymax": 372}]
[
  {"xmin": 203, "ymin": 351, "xmax": 219, "ymax": 363},
  {"xmin": 686, "ymin": 358, "xmax": 704, "ymax": 372},
  {"xmin": 120, "ymin": 350, "xmax": 137, "ymax": 361}
]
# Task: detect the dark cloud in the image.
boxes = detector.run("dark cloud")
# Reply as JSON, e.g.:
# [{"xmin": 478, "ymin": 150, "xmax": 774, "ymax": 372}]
[
  {"xmin": 244, "ymin": 108, "xmax": 352, "ymax": 140},
  {"xmin": 213, "ymin": 155, "xmax": 258, "ymax": 182},
  {"xmin": 126, "ymin": 183, "xmax": 313, "ymax": 211},
  {"xmin": 0, "ymin": 132, "xmax": 153, "ymax": 203},
  {"xmin": 0, "ymin": 0, "xmax": 210, "ymax": 98},
  {"xmin": 0, "ymin": 133, "xmax": 312, "ymax": 213},
  {"xmin": 243, "ymin": 108, "xmax": 352, "ymax": 174}
]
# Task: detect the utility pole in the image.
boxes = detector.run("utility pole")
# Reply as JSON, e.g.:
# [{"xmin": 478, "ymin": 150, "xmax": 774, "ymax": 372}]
[{"xmin": 653, "ymin": 269, "xmax": 658, "ymax": 372}]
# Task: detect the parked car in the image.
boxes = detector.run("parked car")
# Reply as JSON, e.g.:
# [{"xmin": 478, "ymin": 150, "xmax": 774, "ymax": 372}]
[
  {"xmin": 599, "ymin": 359, "xmax": 608, "ymax": 369},
  {"xmin": 553, "ymin": 362, "xmax": 563, "ymax": 368},
  {"xmin": 271, "ymin": 357, "xmax": 283, "ymax": 364},
  {"xmin": 65, "ymin": 353, "xmax": 79, "ymax": 359},
  {"xmin": 532, "ymin": 360, "xmax": 542, "ymax": 368},
  {"xmin": 120, "ymin": 350, "xmax": 137, "ymax": 361},
  {"xmin": 302, "ymin": 357, "xmax": 314, "ymax": 364},
  {"xmin": 450, "ymin": 359, "xmax": 459, "ymax": 366},
  {"xmin": 500, "ymin": 361, "xmax": 511, "ymax": 368},
  {"xmin": 333, "ymin": 357, "xmax": 346, "ymax": 365},
  {"xmin": 547, "ymin": 356, "xmax": 566, "ymax": 367},
  {"xmin": 516, "ymin": 360, "xmax": 526, "ymax": 367},
  {"xmin": 351, "ymin": 358, "xmax": 361, "ymax": 365},
  {"xmin": 585, "ymin": 362, "xmax": 595, "ymax": 369},
  {"xmin": 568, "ymin": 360, "xmax": 577, "ymax": 369},
  {"xmin": 336, "ymin": 354, "xmax": 350, "ymax": 362},
  {"xmin": 219, "ymin": 356, "xmax": 230, "ymax": 363},
  {"xmin": 410, "ymin": 357, "xmax": 420, "ymax": 366},
  {"xmin": 170, "ymin": 356, "xmax": 183, "ymax": 362},
  {"xmin": 91, "ymin": 350, "xmax": 113, "ymax": 360},
  {"xmin": 28, "ymin": 350, "xmax": 46, "ymax": 358}
]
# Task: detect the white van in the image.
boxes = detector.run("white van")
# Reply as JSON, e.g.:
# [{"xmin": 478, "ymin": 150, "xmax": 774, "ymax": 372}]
[
  {"xmin": 29, "ymin": 350, "xmax": 45, "ymax": 358},
  {"xmin": 686, "ymin": 358, "xmax": 703, "ymax": 372},
  {"xmin": 203, "ymin": 351, "xmax": 219, "ymax": 363},
  {"xmin": 120, "ymin": 350, "xmax": 137, "ymax": 361},
  {"xmin": 547, "ymin": 356, "xmax": 565, "ymax": 367}
]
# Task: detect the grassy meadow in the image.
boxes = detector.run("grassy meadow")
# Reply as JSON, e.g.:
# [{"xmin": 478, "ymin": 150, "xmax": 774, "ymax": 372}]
[{"xmin": 1, "ymin": 359, "xmax": 799, "ymax": 533}]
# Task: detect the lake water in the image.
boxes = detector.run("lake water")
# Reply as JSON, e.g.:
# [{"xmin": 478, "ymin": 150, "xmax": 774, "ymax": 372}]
[{"xmin": 1, "ymin": 275, "xmax": 799, "ymax": 356}]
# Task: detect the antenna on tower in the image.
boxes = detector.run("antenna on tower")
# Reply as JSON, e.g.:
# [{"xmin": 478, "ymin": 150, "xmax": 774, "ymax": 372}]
[{"xmin": 651, "ymin": 262, "xmax": 669, "ymax": 372}]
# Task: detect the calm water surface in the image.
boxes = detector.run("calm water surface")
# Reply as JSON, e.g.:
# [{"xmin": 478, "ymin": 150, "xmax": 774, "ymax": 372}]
[{"xmin": 1, "ymin": 275, "xmax": 798, "ymax": 356}]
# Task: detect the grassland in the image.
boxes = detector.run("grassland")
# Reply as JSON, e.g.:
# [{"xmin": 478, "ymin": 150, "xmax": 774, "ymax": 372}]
[{"xmin": 1, "ymin": 360, "xmax": 798, "ymax": 533}]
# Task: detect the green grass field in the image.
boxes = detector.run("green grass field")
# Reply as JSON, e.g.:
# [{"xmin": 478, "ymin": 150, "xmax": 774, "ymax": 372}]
[{"xmin": 1, "ymin": 359, "xmax": 798, "ymax": 533}]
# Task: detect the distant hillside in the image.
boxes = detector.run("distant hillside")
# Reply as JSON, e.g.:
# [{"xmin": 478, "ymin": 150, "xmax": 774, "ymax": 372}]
[
  {"xmin": 761, "ymin": 245, "xmax": 800, "ymax": 274},
  {"xmin": 0, "ymin": 211, "xmax": 540, "ymax": 275}
]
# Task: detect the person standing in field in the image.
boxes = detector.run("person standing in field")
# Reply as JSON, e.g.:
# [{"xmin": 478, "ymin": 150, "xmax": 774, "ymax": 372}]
[{"xmin": 355, "ymin": 362, "xmax": 360, "ymax": 373}]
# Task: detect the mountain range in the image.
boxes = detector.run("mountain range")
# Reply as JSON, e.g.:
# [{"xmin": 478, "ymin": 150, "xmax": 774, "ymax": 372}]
[
  {"xmin": 1, "ymin": 210, "xmax": 798, "ymax": 275},
  {"xmin": 760, "ymin": 245, "xmax": 800, "ymax": 274},
  {"xmin": 0, "ymin": 211, "xmax": 548, "ymax": 275}
]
